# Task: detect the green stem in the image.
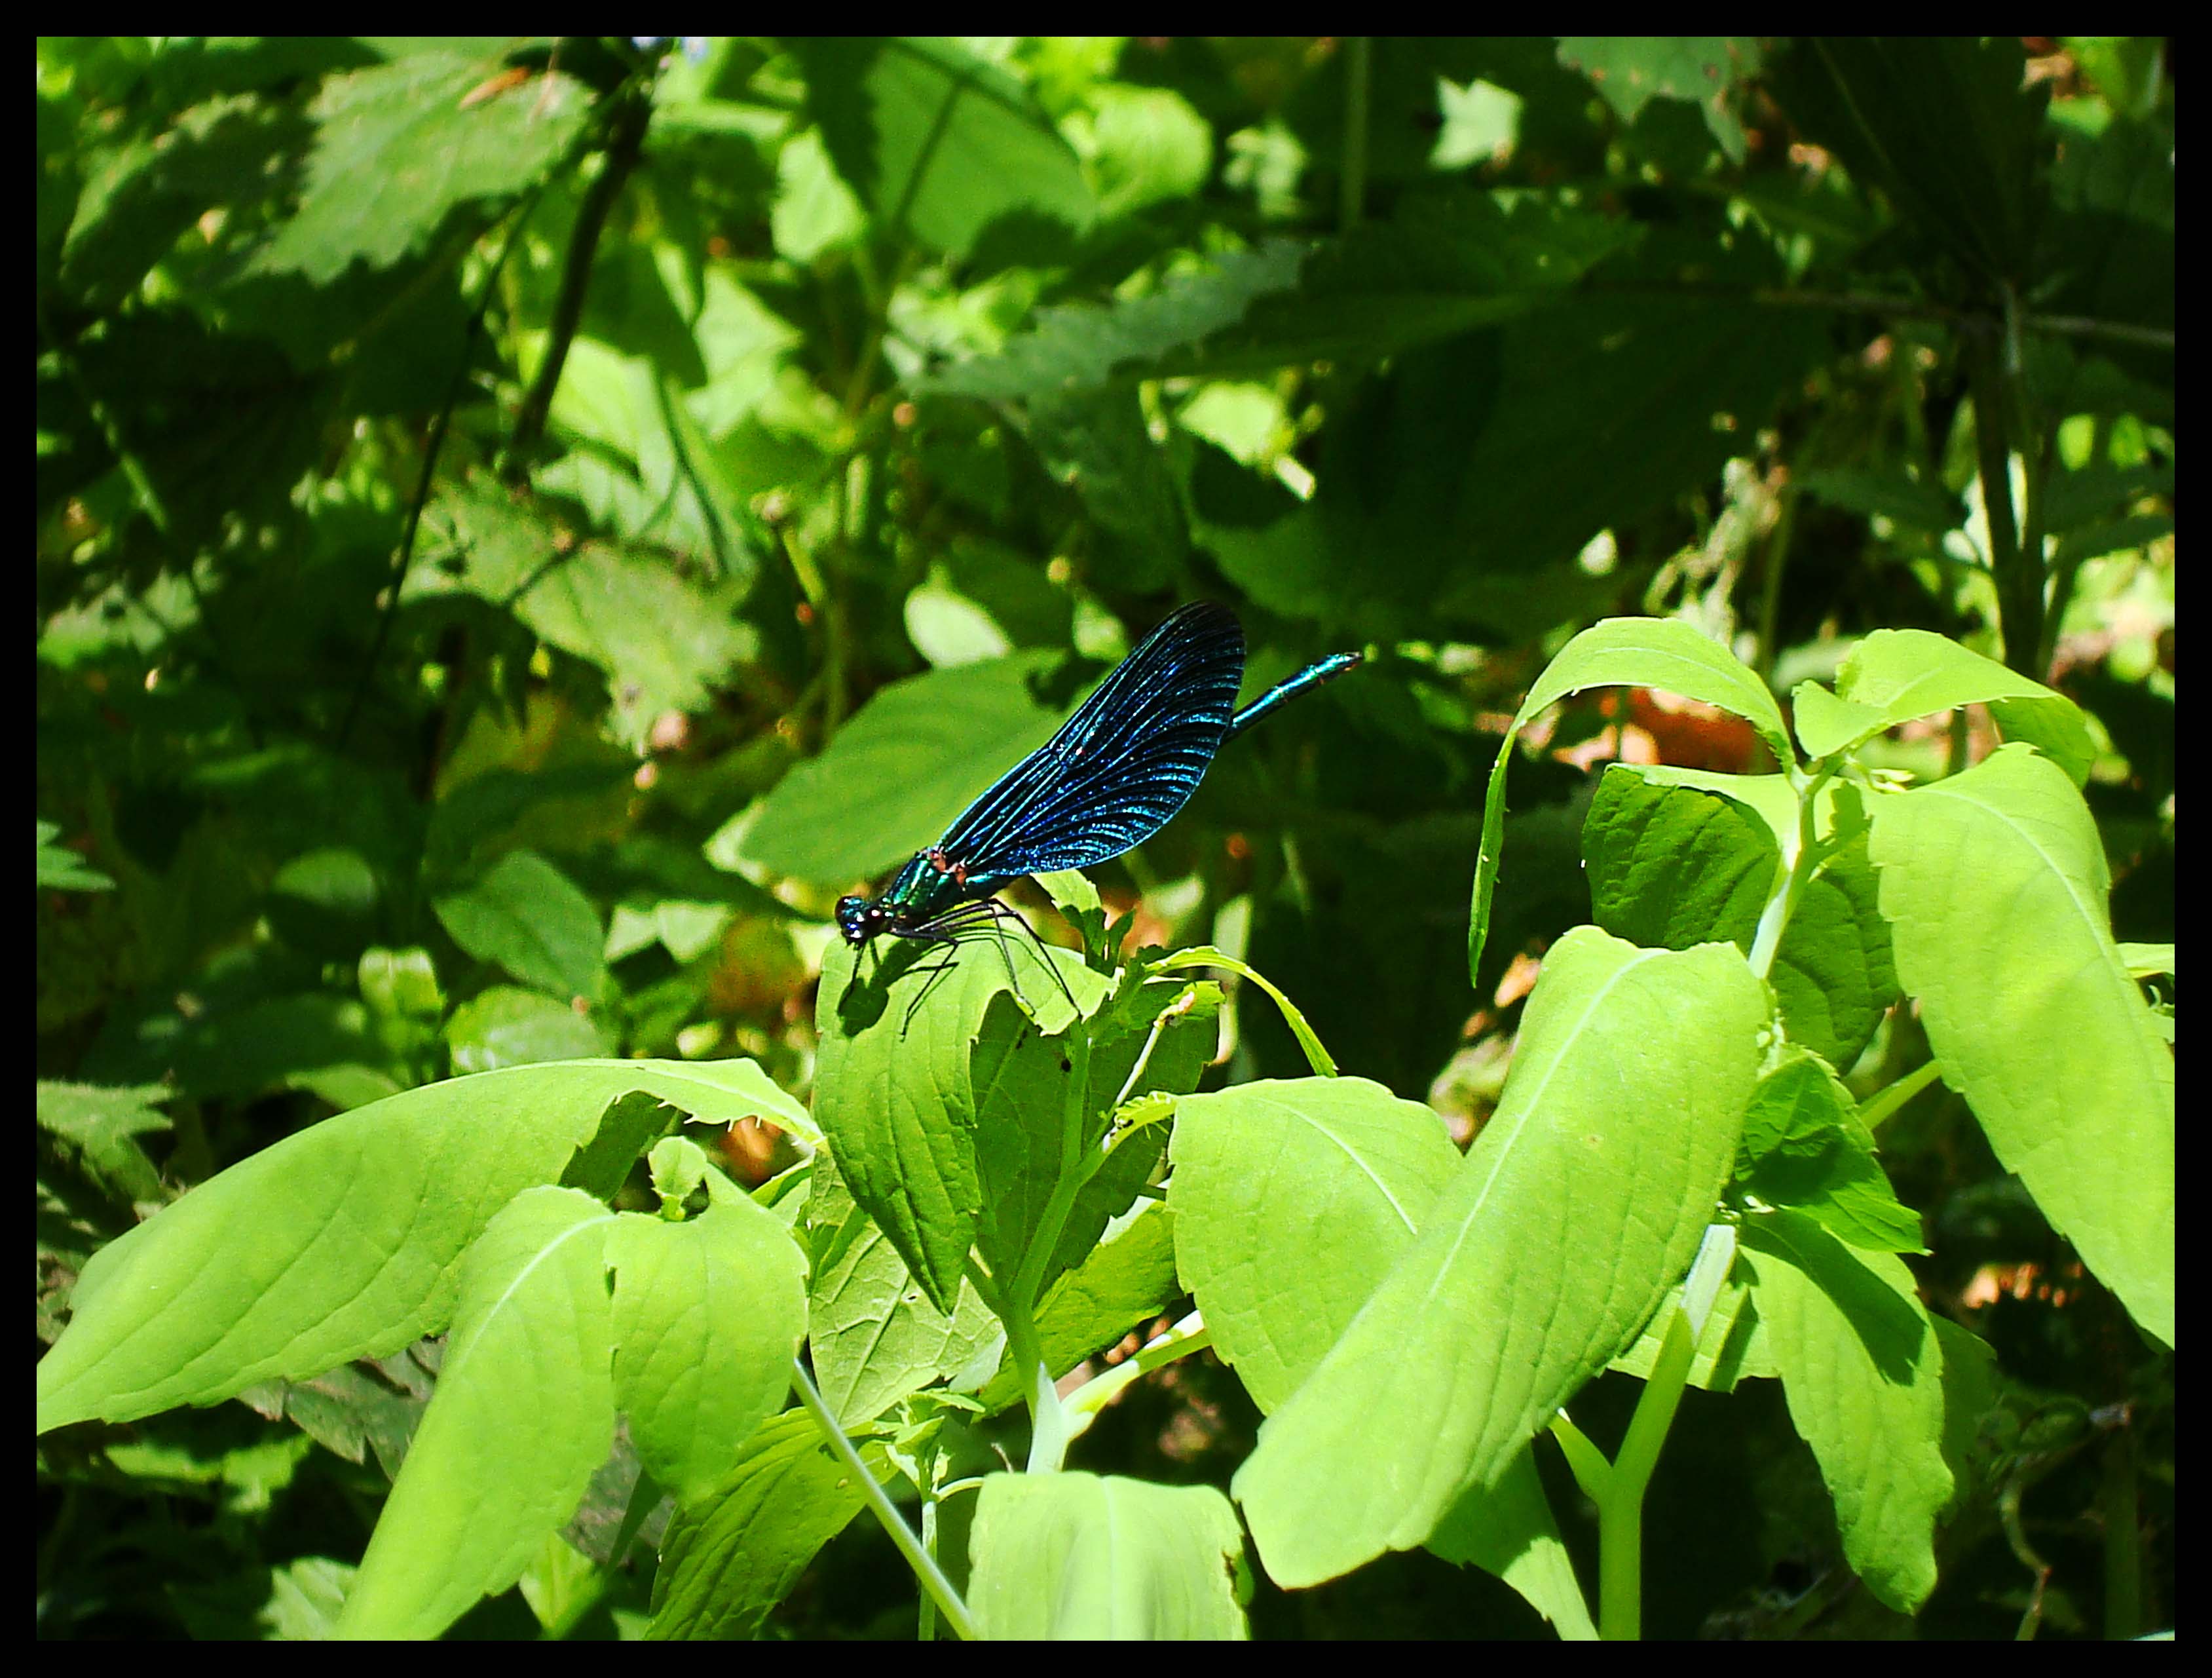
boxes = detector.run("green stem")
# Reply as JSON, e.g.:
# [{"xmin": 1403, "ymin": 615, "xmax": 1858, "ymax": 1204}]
[
  {"xmin": 1747, "ymin": 764, "xmax": 1834, "ymax": 981},
  {"xmin": 1339, "ymin": 37, "xmax": 1371, "ymax": 233},
  {"xmin": 1964, "ymin": 316, "xmax": 2040, "ymax": 675},
  {"xmin": 508, "ymin": 85, "xmax": 651, "ymax": 474},
  {"xmin": 789, "ymin": 1356, "xmax": 977, "ymax": 1641},
  {"xmin": 1003, "ymin": 1023, "xmax": 1098, "ymax": 1468},
  {"xmin": 2100, "ymin": 1416, "xmax": 2143, "ymax": 1639}
]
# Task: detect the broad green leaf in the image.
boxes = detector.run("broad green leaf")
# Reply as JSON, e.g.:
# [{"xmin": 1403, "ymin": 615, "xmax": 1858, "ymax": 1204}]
[
  {"xmin": 431, "ymin": 848, "xmax": 606, "ymax": 1001},
  {"xmin": 607, "ymin": 1192, "xmax": 808, "ymax": 1505},
  {"xmin": 250, "ymin": 53, "xmax": 593, "ymax": 281},
  {"xmin": 971, "ymin": 985, "xmax": 1210, "ymax": 1300},
  {"xmin": 807, "ymin": 1145, "xmax": 1000, "ymax": 1427},
  {"xmin": 1169, "ymin": 1076, "xmax": 1592, "ymax": 1637},
  {"xmin": 969, "ymin": 1472, "xmax": 1247, "ymax": 1639},
  {"xmin": 1425, "ymin": 1445, "xmax": 1598, "ymax": 1641},
  {"xmin": 1740, "ymin": 1210, "xmax": 1953, "ymax": 1613},
  {"xmin": 1867, "ymin": 745, "xmax": 2173, "ymax": 1344},
  {"xmin": 1583, "ymin": 769, "xmax": 1774, "ymax": 954},
  {"xmin": 797, "ymin": 38, "xmax": 1095, "ymax": 259},
  {"xmin": 1767, "ymin": 825, "xmax": 1900, "ymax": 1072},
  {"xmin": 1169, "ymin": 1077, "xmax": 1459, "ymax": 1414},
  {"xmin": 37, "ymin": 1059, "xmax": 811, "ymax": 1431},
  {"xmin": 1236, "ymin": 928, "xmax": 1767, "ymax": 1587},
  {"xmin": 812, "ymin": 930, "xmax": 1104, "ymax": 1315},
  {"xmin": 740, "ymin": 651, "xmax": 1065, "ymax": 885},
  {"xmin": 648, "ymin": 1410, "xmax": 876, "ymax": 1639},
  {"xmin": 1472, "ymin": 619, "xmax": 1787, "ymax": 986},
  {"xmin": 337, "ymin": 1187, "xmax": 616, "ymax": 1639},
  {"xmin": 1826, "ymin": 628, "xmax": 2096, "ymax": 784},
  {"xmin": 1738, "ymin": 1048, "xmax": 1926, "ymax": 1253},
  {"xmin": 1514, "ymin": 619, "xmax": 1789, "ymax": 757}
]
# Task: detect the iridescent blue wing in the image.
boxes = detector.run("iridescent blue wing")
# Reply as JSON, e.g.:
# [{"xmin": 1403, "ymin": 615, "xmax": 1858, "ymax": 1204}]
[{"xmin": 935, "ymin": 602, "xmax": 1245, "ymax": 890}]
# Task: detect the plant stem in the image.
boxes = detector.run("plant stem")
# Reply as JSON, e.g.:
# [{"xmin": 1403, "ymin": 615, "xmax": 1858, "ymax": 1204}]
[{"xmin": 789, "ymin": 1356, "xmax": 977, "ymax": 1641}]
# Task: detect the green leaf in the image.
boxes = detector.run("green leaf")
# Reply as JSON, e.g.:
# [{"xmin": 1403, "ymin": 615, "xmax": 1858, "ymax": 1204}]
[
  {"xmin": 250, "ymin": 53, "xmax": 593, "ymax": 282},
  {"xmin": 922, "ymin": 242, "xmax": 1307, "ymax": 401},
  {"xmin": 812, "ymin": 931, "xmax": 1104, "ymax": 1316},
  {"xmin": 1235, "ymin": 929, "xmax": 1767, "ymax": 1587},
  {"xmin": 1738, "ymin": 1049, "xmax": 1926, "ymax": 1253},
  {"xmin": 337, "ymin": 1187, "xmax": 616, "ymax": 1639},
  {"xmin": 740, "ymin": 651, "xmax": 1066, "ymax": 886},
  {"xmin": 1472, "ymin": 619, "xmax": 1788, "ymax": 986},
  {"xmin": 1867, "ymin": 744, "xmax": 2173, "ymax": 1345},
  {"xmin": 1169, "ymin": 1077, "xmax": 1459, "ymax": 1415},
  {"xmin": 806, "ymin": 1148, "xmax": 999, "ymax": 1427},
  {"xmin": 1424, "ymin": 1446, "xmax": 1598, "ymax": 1641},
  {"xmin": 431, "ymin": 848, "xmax": 607, "ymax": 1001},
  {"xmin": 607, "ymin": 1192, "xmax": 808, "ymax": 1505},
  {"xmin": 1769, "ymin": 37, "xmax": 2047, "ymax": 286},
  {"xmin": 1740, "ymin": 1211, "xmax": 1952, "ymax": 1613},
  {"xmin": 37, "ymin": 1059, "xmax": 812, "ymax": 1431},
  {"xmin": 969, "ymin": 1472, "xmax": 1248, "ymax": 1639},
  {"xmin": 445, "ymin": 985, "xmax": 610, "ymax": 1072},
  {"xmin": 1557, "ymin": 37, "xmax": 1762, "ymax": 162},
  {"xmin": 1583, "ymin": 769, "xmax": 1774, "ymax": 953},
  {"xmin": 1825, "ymin": 628, "xmax": 2096, "ymax": 784},
  {"xmin": 975, "ymin": 1193, "xmax": 1188, "ymax": 1415},
  {"xmin": 648, "ymin": 1410, "xmax": 874, "ymax": 1639},
  {"xmin": 37, "ymin": 1080, "xmax": 172, "ymax": 1204},
  {"xmin": 646, "ymin": 1407, "xmax": 876, "ymax": 1647},
  {"xmin": 797, "ymin": 38, "xmax": 1095, "ymax": 259},
  {"xmin": 37, "ymin": 819, "xmax": 113, "ymax": 890},
  {"xmin": 415, "ymin": 487, "xmax": 758, "ymax": 753}
]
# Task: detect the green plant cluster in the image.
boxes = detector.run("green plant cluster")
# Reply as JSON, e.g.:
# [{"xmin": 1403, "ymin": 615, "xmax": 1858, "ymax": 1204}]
[{"xmin": 38, "ymin": 37, "xmax": 2170, "ymax": 1640}]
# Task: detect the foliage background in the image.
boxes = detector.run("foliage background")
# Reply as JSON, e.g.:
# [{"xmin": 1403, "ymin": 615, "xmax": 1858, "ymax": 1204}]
[{"xmin": 37, "ymin": 36, "xmax": 2171, "ymax": 1638}]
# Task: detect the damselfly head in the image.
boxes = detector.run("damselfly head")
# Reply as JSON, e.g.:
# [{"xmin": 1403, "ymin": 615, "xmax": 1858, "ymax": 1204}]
[{"xmin": 835, "ymin": 894, "xmax": 883, "ymax": 945}]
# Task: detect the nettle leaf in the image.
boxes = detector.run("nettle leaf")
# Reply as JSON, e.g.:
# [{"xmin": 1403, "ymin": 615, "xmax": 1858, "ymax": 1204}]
[
  {"xmin": 250, "ymin": 51, "xmax": 593, "ymax": 282},
  {"xmin": 926, "ymin": 193, "xmax": 1633, "ymax": 400},
  {"xmin": 38, "ymin": 1080, "xmax": 172, "ymax": 1204},
  {"xmin": 37, "ymin": 1059, "xmax": 812, "ymax": 1432},
  {"xmin": 797, "ymin": 38, "xmax": 1095, "ymax": 259},
  {"xmin": 337, "ymin": 1187, "xmax": 616, "ymax": 1639},
  {"xmin": 414, "ymin": 487, "xmax": 757, "ymax": 753},
  {"xmin": 648, "ymin": 1410, "xmax": 881, "ymax": 1639},
  {"xmin": 1740, "ymin": 1210, "xmax": 1952, "ymax": 1614},
  {"xmin": 1868, "ymin": 744, "xmax": 2173, "ymax": 1346},
  {"xmin": 969, "ymin": 1472, "xmax": 1247, "ymax": 1639},
  {"xmin": 1557, "ymin": 37, "xmax": 1763, "ymax": 162},
  {"xmin": 1235, "ymin": 928, "xmax": 1767, "ymax": 1588},
  {"xmin": 921, "ymin": 242, "xmax": 1306, "ymax": 401}
]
